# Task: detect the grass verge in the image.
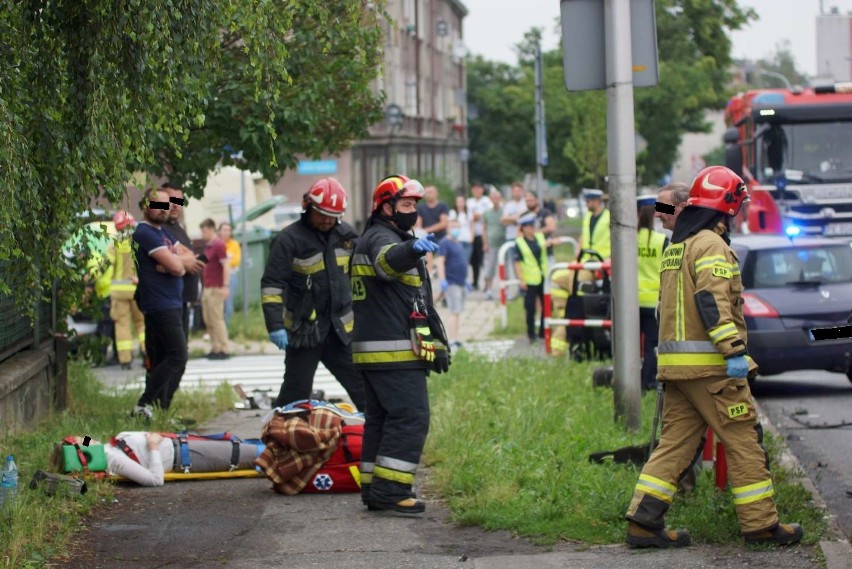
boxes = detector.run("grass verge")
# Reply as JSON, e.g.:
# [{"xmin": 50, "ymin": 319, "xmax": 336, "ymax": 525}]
[
  {"xmin": 425, "ymin": 351, "xmax": 828, "ymax": 546},
  {"xmin": 0, "ymin": 359, "xmax": 237, "ymax": 568}
]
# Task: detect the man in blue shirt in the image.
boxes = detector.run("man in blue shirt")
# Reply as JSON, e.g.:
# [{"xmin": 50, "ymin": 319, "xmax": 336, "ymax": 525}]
[
  {"xmin": 132, "ymin": 188, "xmax": 197, "ymax": 418},
  {"xmin": 435, "ymin": 219, "xmax": 469, "ymax": 349}
]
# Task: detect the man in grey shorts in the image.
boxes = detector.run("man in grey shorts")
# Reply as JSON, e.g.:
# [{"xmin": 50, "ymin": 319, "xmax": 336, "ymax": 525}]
[{"xmin": 435, "ymin": 218, "xmax": 469, "ymax": 349}]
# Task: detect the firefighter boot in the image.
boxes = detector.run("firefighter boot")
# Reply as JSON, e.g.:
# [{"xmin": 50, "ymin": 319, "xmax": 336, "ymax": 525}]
[
  {"xmin": 369, "ymin": 497, "xmax": 426, "ymax": 515},
  {"xmin": 744, "ymin": 523, "xmax": 803, "ymax": 546},
  {"xmin": 626, "ymin": 521, "xmax": 691, "ymax": 549}
]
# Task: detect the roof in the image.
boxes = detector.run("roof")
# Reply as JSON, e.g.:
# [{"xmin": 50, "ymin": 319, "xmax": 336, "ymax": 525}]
[{"xmin": 730, "ymin": 234, "xmax": 851, "ymax": 250}]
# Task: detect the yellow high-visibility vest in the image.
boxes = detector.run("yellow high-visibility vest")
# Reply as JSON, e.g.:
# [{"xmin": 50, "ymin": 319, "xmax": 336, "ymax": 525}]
[
  {"xmin": 637, "ymin": 228, "xmax": 666, "ymax": 308},
  {"xmin": 581, "ymin": 209, "xmax": 611, "ymax": 260},
  {"xmin": 514, "ymin": 233, "xmax": 548, "ymax": 286}
]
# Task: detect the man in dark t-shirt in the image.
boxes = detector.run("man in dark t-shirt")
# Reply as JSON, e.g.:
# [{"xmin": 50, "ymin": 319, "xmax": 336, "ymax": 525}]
[
  {"xmin": 416, "ymin": 185, "xmax": 450, "ymax": 240},
  {"xmin": 132, "ymin": 188, "xmax": 196, "ymax": 417},
  {"xmin": 162, "ymin": 183, "xmax": 205, "ymax": 339}
]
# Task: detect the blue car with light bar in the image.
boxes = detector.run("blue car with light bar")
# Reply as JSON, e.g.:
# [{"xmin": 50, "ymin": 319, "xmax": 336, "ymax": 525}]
[{"xmin": 730, "ymin": 234, "xmax": 852, "ymax": 383}]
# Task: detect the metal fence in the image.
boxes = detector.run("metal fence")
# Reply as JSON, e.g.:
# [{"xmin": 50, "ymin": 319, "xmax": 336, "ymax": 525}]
[{"xmin": 0, "ymin": 262, "xmax": 55, "ymax": 363}]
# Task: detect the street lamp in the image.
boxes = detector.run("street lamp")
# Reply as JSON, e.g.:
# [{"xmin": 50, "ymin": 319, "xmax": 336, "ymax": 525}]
[{"xmin": 385, "ymin": 104, "xmax": 404, "ymax": 171}]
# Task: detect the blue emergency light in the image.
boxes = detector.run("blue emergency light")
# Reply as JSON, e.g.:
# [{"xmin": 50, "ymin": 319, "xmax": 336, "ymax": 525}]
[{"xmin": 785, "ymin": 225, "xmax": 800, "ymax": 238}]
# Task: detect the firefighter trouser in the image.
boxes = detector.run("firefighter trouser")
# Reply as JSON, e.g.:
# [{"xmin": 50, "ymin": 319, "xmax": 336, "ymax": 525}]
[
  {"xmin": 359, "ymin": 368, "xmax": 430, "ymax": 505},
  {"xmin": 110, "ymin": 295, "xmax": 145, "ymax": 364},
  {"xmin": 273, "ymin": 332, "xmax": 366, "ymax": 410},
  {"xmin": 626, "ymin": 376, "xmax": 778, "ymax": 534},
  {"xmin": 639, "ymin": 307, "xmax": 658, "ymax": 390},
  {"xmin": 550, "ymin": 269, "xmax": 574, "ymax": 356}
]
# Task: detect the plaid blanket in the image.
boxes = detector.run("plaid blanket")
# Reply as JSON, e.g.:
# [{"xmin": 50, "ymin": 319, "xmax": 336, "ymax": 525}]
[{"xmin": 255, "ymin": 408, "xmax": 343, "ymax": 495}]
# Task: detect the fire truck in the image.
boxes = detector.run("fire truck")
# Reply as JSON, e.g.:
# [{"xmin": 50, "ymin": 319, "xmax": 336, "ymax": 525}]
[{"xmin": 723, "ymin": 83, "xmax": 852, "ymax": 237}]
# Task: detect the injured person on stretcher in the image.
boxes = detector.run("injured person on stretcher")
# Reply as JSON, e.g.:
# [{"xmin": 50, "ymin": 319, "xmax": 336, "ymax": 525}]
[{"xmin": 54, "ymin": 432, "xmax": 263, "ymax": 487}]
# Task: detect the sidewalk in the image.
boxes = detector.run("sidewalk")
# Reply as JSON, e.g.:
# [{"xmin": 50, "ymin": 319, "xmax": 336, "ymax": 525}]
[{"xmin": 80, "ymin": 296, "xmax": 851, "ymax": 569}]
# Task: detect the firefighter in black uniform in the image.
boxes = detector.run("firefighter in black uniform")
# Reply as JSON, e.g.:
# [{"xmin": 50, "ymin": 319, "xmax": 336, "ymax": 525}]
[
  {"xmin": 261, "ymin": 178, "xmax": 365, "ymax": 410},
  {"xmin": 352, "ymin": 175, "xmax": 449, "ymax": 515}
]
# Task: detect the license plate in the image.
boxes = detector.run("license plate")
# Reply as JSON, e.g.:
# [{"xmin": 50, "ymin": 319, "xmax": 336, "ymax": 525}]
[{"xmin": 824, "ymin": 222, "xmax": 852, "ymax": 236}]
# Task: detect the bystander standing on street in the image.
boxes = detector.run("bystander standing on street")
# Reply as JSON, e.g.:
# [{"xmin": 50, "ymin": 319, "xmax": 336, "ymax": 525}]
[
  {"xmin": 416, "ymin": 185, "xmax": 450, "ymax": 241},
  {"xmin": 162, "ymin": 183, "xmax": 205, "ymax": 339},
  {"xmin": 467, "ymin": 183, "xmax": 491, "ymax": 290},
  {"xmin": 481, "ymin": 187, "xmax": 504, "ymax": 300},
  {"xmin": 131, "ymin": 188, "xmax": 195, "ymax": 418},
  {"xmin": 522, "ymin": 190, "xmax": 557, "ymax": 265},
  {"xmin": 200, "ymin": 218, "xmax": 230, "ymax": 360},
  {"xmin": 435, "ymin": 218, "xmax": 469, "ymax": 349},
  {"xmin": 448, "ymin": 194, "xmax": 473, "ymax": 265},
  {"xmin": 219, "ymin": 222, "xmax": 241, "ymax": 327}
]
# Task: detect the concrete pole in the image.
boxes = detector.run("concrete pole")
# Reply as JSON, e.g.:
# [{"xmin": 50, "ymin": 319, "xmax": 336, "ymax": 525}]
[
  {"xmin": 534, "ymin": 40, "xmax": 545, "ymax": 203},
  {"xmin": 605, "ymin": 0, "xmax": 641, "ymax": 431}
]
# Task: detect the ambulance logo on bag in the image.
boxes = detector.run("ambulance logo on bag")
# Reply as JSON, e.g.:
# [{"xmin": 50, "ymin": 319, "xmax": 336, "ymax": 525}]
[{"xmin": 313, "ymin": 473, "xmax": 334, "ymax": 491}]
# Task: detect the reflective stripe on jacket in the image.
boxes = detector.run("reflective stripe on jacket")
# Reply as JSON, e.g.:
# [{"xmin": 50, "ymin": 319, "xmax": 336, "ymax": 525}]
[
  {"xmin": 260, "ymin": 215, "xmax": 357, "ymax": 344},
  {"xmin": 581, "ymin": 209, "xmax": 611, "ymax": 260},
  {"xmin": 514, "ymin": 232, "xmax": 548, "ymax": 286},
  {"xmin": 108, "ymin": 237, "xmax": 138, "ymax": 298},
  {"xmin": 351, "ymin": 218, "xmax": 432, "ymax": 371},
  {"xmin": 637, "ymin": 228, "xmax": 666, "ymax": 308},
  {"xmin": 657, "ymin": 224, "xmax": 757, "ymax": 380}
]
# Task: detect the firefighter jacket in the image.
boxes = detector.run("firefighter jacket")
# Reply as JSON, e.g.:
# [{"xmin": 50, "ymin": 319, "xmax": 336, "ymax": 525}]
[
  {"xmin": 657, "ymin": 222, "xmax": 758, "ymax": 380},
  {"xmin": 261, "ymin": 215, "xmax": 357, "ymax": 345},
  {"xmin": 637, "ymin": 228, "xmax": 666, "ymax": 309},
  {"xmin": 581, "ymin": 209, "xmax": 611, "ymax": 260},
  {"xmin": 514, "ymin": 233, "xmax": 548, "ymax": 286},
  {"xmin": 350, "ymin": 218, "xmax": 434, "ymax": 371},
  {"xmin": 104, "ymin": 235, "xmax": 138, "ymax": 300}
]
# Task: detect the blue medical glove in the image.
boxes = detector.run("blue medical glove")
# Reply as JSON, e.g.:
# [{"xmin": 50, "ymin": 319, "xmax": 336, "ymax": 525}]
[
  {"xmin": 440, "ymin": 279, "xmax": 449, "ymax": 292},
  {"xmin": 412, "ymin": 233, "xmax": 439, "ymax": 253},
  {"xmin": 726, "ymin": 355, "xmax": 748, "ymax": 378},
  {"xmin": 269, "ymin": 329, "xmax": 289, "ymax": 351}
]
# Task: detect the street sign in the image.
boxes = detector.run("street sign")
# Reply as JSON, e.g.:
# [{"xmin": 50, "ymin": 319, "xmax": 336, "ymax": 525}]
[
  {"xmin": 561, "ymin": 0, "xmax": 659, "ymax": 91},
  {"xmin": 297, "ymin": 160, "xmax": 338, "ymax": 175}
]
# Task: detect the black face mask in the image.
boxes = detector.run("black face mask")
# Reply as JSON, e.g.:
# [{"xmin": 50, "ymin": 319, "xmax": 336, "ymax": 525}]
[{"xmin": 392, "ymin": 210, "xmax": 418, "ymax": 231}]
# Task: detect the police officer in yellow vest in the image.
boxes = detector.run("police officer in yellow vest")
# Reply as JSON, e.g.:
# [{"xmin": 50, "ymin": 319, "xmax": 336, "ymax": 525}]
[
  {"xmin": 625, "ymin": 166, "xmax": 803, "ymax": 548},
  {"xmin": 513, "ymin": 214, "xmax": 551, "ymax": 343},
  {"xmin": 636, "ymin": 195, "xmax": 667, "ymax": 390},
  {"xmin": 579, "ymin": 189, "xmax": 610, "ymax": 262},
  {"xmin": 104, "ymin": 211, "xmax": 146, "ymax": 369}
]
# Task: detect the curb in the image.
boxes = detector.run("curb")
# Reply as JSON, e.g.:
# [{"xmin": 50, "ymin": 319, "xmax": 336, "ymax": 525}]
[{"xmin": 754, "ymin": 399, "xmax": 852, "ymax": 569}]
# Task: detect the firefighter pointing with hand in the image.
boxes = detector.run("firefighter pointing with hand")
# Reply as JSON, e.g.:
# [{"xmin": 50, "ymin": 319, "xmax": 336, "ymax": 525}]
[
  {"xmin": 625, "ymin": 166, "xmax": 803, "ymax": 548},
  {"xmin": 352, "ymin": 175, "xmax": 449, "ymax": 515}
]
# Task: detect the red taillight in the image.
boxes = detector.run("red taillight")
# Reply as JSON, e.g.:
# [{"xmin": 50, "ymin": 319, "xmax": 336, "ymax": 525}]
[{"xmin": 742, "ymin": 293, "xmax": 779, "ymax": 317}]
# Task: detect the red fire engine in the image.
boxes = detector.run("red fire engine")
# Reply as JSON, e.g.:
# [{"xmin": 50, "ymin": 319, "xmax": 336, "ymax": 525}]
[{"xmin": 723, "ymin": 83, "xmax": 852, "ymax": 237}]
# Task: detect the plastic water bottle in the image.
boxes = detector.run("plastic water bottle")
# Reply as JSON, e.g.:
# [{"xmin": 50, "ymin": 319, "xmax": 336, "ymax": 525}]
[{"xmin": 0, "ymin": 455, "xmax": 19, "ymax": 509}]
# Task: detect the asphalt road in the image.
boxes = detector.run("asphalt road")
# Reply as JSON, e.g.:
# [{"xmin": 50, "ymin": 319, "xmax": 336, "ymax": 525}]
[{"xmin": 751, "ymin": 369, "xmax": 852, "ymax": 542}]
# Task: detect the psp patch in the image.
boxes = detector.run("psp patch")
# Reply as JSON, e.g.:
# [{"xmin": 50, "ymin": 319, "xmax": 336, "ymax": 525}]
[
  {"xmin": 313, "ymin": 473, "xmax": 334, "ymax": 491},
  {"xmin": 712, "ymin": 265, "xmax": 732, "ymax": 279},
  {"xmin": 727, "ymin": 403, "xmax": 749, "ymax": 419}
]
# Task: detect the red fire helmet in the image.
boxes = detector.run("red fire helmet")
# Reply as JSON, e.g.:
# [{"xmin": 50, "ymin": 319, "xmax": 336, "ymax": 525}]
[
  {"xmin": 686, "ymin": 165, "xmax": 749, "ymax": 216},
  {"xmin": 305, "ymin": 178, "xmax": 347, "ymax": 218},
  {"xmin": 370, "ymin": 175, "xmax": 425, "ymax": 213}
]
